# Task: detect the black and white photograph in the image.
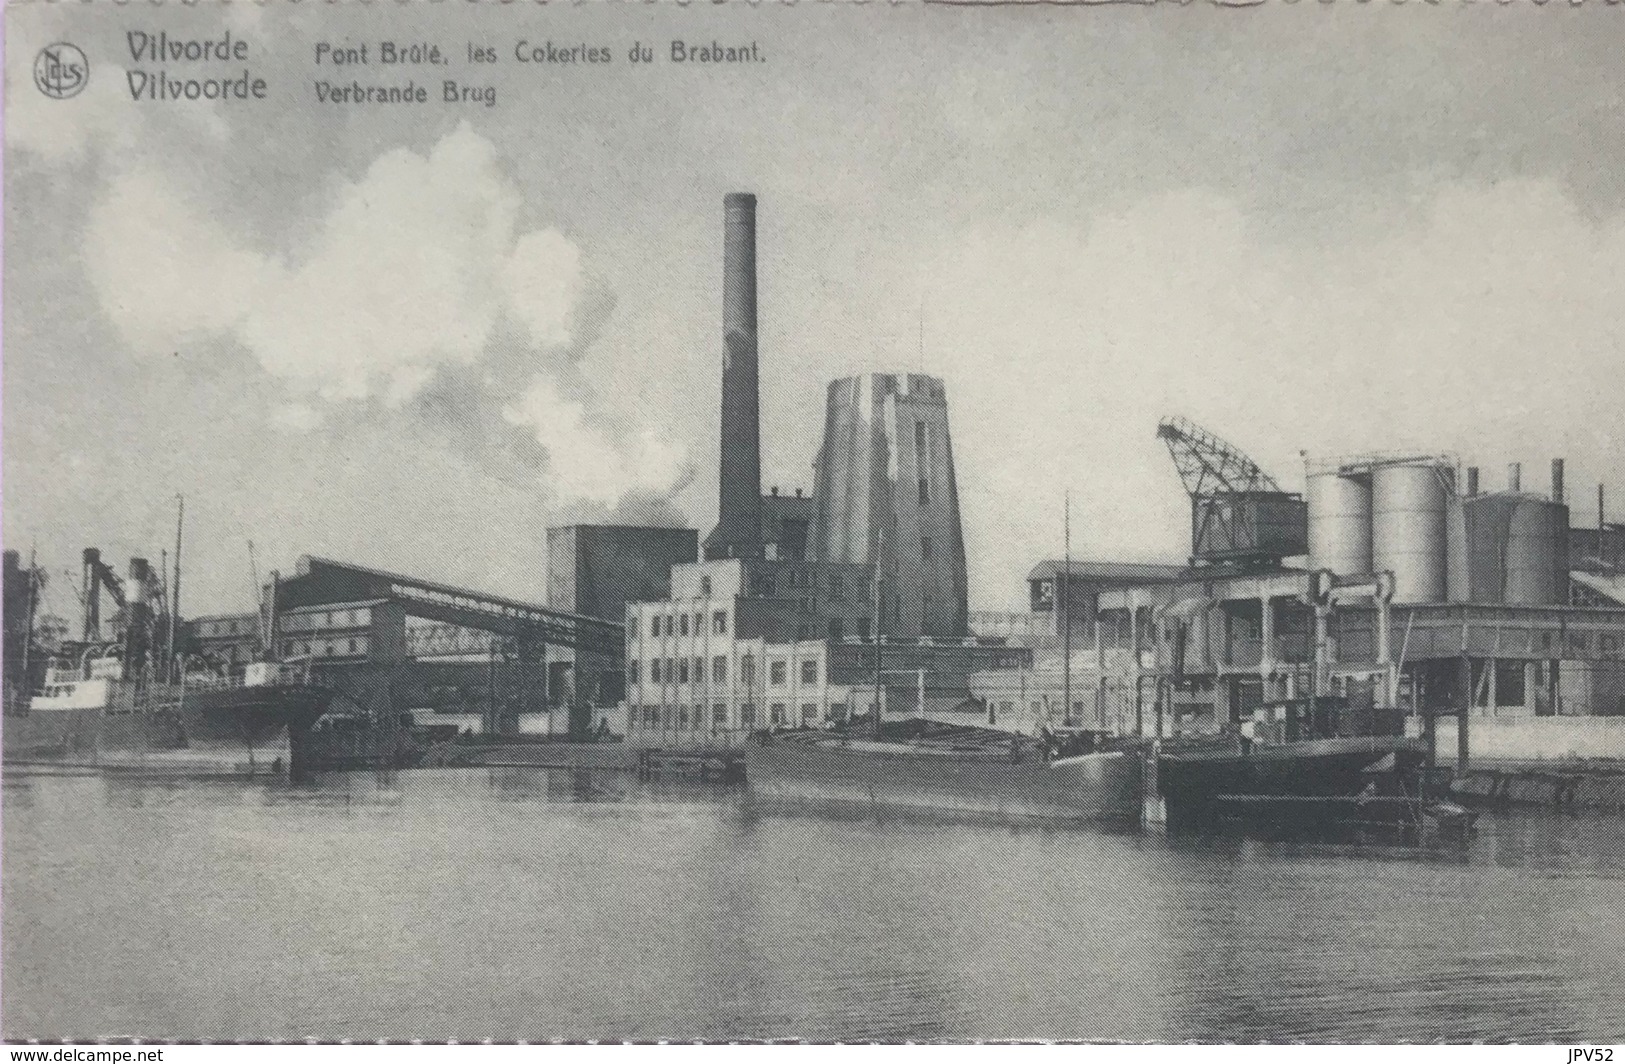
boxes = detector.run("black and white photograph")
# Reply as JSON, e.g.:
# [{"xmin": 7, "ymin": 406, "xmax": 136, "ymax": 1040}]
[{"xmin": 3, "ymin": 0, "xmax": 1623, "ymax": 1046}]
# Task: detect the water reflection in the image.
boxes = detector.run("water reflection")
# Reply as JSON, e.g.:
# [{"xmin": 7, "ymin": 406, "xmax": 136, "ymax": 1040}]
[{"xmin": 3, "ymin": 765, "xmax": 1623, "ymax": 1042}]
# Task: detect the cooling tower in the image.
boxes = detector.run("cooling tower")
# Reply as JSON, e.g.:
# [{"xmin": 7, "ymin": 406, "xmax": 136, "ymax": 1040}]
[
  {"xmin": 703, "ymin": 193, "xmax": 764, "ymax": 561},
  {"xmin": 811, "ymin": 373, "xmax": 969, "ymax": 639}
]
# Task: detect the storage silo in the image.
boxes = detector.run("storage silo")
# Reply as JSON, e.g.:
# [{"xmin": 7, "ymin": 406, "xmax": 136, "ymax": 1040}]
[
  {"xmin": 1307, "ymin": 471, "xmax": 1372, "ymax": 577},
  {"xmin": 1449, "ymin": 493, "xmax": 1571, "ymax": 605},
  {"xmin": 1504, "ymin": 496, "xmax": 1569, "ymax": 605},
  {"xmin": 1372, "ymin": 462, "xmax": 1452, "ymax": 604}
]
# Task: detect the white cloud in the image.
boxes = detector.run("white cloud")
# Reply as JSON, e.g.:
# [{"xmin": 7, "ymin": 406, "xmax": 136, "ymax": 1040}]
[
  {"xmin": 78, "ymin": 122, "xmax": 690, "ymax": 509},
  {"xmin": 82, "ymin": 168, "xmax": 272, "ymax": 350},
  {"xmin": 504, "ymin": 230, "xmax": 585, "ymax": 350},
  {"xmin": 83, "ymin": 123, "xmax": 588, "ymax": 404},
  {"xmin": 502, "ymin": 376, "xmax": 688, "ymax": 509}
]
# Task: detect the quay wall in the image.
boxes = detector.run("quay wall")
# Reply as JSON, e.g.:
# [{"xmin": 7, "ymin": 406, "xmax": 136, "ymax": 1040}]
[{"xmin": 1432, "ymin": 716, "xmax": 1625, "ymax": 764}]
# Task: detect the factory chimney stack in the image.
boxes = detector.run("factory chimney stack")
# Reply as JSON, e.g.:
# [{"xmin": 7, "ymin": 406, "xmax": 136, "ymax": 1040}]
[
  {"xmin": 704, "ymin": 193, "xmax": 765, "ymax": 561},
  {"xmin": 1551, "ymin": 458, "xmax": 1565, "ymax": 504},
  {"xmin": 1466, "ymin": 466, "xmax": 1479, "ymax": 497},
  {"xmin": 1508, "ymin": 463, "xmax": 1522, "ymax": 493}
]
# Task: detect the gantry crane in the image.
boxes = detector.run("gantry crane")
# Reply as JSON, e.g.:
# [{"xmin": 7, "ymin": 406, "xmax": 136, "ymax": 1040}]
[{"xmin": 1157, "ymin": 416, "xmax": 1307, "ymax": 567}]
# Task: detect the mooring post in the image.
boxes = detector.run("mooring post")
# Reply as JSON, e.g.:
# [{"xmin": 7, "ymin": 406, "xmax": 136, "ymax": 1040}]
[{"xmin": 1458, "ymin": 653, "xmax": 1472, "ymax": 773}]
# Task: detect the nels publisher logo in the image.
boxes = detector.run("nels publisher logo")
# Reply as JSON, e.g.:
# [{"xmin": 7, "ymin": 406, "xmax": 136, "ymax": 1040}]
[{"xmin": 34, "ymin": 42, "xmax": 89, "ymax": 99}]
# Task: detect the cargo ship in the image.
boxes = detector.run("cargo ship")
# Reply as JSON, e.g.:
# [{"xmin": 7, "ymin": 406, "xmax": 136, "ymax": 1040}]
[
  {"xmin": 3, "ymin": 652, "xmax": 188, "ymax": 762},
  {"xmin": 4, "ymin": 651, "xmax": 339, "ymax": 773},
  {"xmin": 741, "ymin": 719, "xmax": 1142, "ymax": 827}
]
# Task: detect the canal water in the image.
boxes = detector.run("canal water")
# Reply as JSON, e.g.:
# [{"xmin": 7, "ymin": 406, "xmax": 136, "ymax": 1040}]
[{"xmin": 5, "ymin": 765, "xmax": 1624, "ymax": 1042}]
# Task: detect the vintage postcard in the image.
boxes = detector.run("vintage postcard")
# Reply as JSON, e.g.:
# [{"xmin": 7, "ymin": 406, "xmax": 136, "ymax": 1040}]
[{"xmin": 4, "ymin": 0, "xmax": 1623, "ymax": 1047}]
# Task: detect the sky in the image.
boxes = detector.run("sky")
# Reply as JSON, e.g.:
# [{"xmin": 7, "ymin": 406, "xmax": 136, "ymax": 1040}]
[{"xmin": 4, "ymin": 1, "xmax": 1623, "ymax": 622}]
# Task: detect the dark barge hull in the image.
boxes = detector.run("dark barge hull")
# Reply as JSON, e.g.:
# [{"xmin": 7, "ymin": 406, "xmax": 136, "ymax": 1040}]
[
  {"xmin": 1157, "ymin": 736, "xmax": 1430, "ymax": 833},
  {"xmin": 742, "ymin": 739, "xmax": 1142, "ymax": 827}
]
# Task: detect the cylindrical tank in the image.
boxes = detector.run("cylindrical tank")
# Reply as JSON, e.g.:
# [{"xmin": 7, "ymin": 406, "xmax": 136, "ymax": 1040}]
[
  {"xmin": 1307, "ymin": 472, "xmax": 1372, "ymax": 576},
  {"xmin": 1504, "ymin": 497, "xmax": 1569, "ymax": 605},
  {"xmin": 1372, "ymin": 462, "xmax": 1452, "ymax": 604}
]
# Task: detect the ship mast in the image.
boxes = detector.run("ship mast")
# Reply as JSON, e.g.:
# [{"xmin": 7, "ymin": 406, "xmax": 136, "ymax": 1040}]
[
  {"xmin": 1062, "ymin": 492, "xmax": 1071, "ymax": 727},
  {"xmin": 168, "ymin": 495, "xmax": 184, "ymax": 682}
]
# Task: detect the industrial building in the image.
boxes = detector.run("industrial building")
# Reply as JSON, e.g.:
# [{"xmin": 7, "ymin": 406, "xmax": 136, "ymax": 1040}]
[
  {"xmin": 184, "ymin": 556, "xmax": 621, "ymax": 735},
  {"xmin": 622, "ymin": 193, "xmax": 997, "ymax": 740},
  {"xmin": 973, "ymin": 420, "xmax": 1625, "ymax": 764},
  {"xmin": 546, "ymin": 525, "xmax": 698, "ymax": 623},
  {"xmin": 622, "ymin": 555, "xmax": 1030, "ymax": 741}
]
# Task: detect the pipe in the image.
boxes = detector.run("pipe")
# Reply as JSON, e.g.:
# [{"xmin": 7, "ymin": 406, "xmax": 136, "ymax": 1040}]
[
  {"xmin": 1466, "ymin": 466, "xmax": 1479, "ymax": 497},
  {"xmin": 1551, "ymin": 458, "xmax": 1565, "ymax": 504},
  {"xmin": 82, "ymin": 548, "xmax": 101, "ymax": 642},
  {"xmin": 1508, "ymin": 462, "xmax": 1522, "ymax": 493}
]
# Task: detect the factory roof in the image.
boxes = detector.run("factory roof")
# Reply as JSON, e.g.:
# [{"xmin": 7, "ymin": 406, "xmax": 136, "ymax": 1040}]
[
  {"xmin": 1027, "ymin": 560, "xmax": 1190, "ymax": 585},
  {"xmin": 1572, "ymin": 571, "xmax": 1625, "ymax": 607}
]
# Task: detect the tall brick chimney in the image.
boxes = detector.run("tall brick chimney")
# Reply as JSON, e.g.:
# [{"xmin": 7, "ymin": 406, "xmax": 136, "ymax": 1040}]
[{"xmin": 704, "ymin": 193, "xmax": 764, "ymax": 561}]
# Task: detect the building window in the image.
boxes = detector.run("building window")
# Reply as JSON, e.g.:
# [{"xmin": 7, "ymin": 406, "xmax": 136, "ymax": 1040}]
[
  {"xmin": 680, "ymin": 614, "xmax": 690, "ymax": 637},
  {"xmin": 741, "ymin": 655, "xmax": 756, "ymax": 686},
  {"xmin": 713, "ymin": 656, "xmax": 728, "ymax": 683},
  {"xmin": 802, "ymin": 703, "xmax": 818, "ymax": 722},
  {"xmin": 628, "ymin": 660, "xmax": 640, "ymax": 683},
  {"xmin": 678, "ymin": 705, "xmax": 690, "ymax": 728},
  {"xmin": 713, "ymin": 610, "xmax": 728, "ymax": 635},
  {"xmin": 829, "ymin": 573, "xmax": 845, "ymax": 598},
  {"xmin": 678, "ymin": 659, "xmax": 690, "ymax": 684},
  {"xmin": 694, "ymin": 613, "xmax": 704, "ymax": 635},
  {"xmin": 713, "ymin": 703, "xmax": 727, "ymax": 726},
  {"xmin": 831, "ymin": 703, "xmax": 848, "ymax": 721},
  {"xmin": 283, "ymin": 641, "xmax": 294, "ymax": 657},
  {"xmin": 741, "ymin": 704, "xmax": 757, "ymax": 728},
  {"xmin": 915, "ymin": 418, "xmax": 928, "ymax": 456},
  {"xmin": 348, "ymin": 639, "xmax": 358, "ymax": 654},
  {"xmin": 770, "ymin": 661, "xmax": 787, "ymax": 686},
  {"xmin": 918, "ymin": 477, "xmax": 930, "ymax": 506},
  {"xmin": 856, "ymin": 617, "xmax": 871, "ymax": 639},
  {"xmin": 801, "ymin": 660, "xmax": 819, "ymax": 685},
  {"xmin": 770, "ymin": 703, "xmax": 786, "ymax": 724},
  {"xmin": 921, "ymin": 536, "xmax": 934, "ymax": 561},
  {"xmin": 629, "ymin": 616, "xmax": 639, "ymax": 638},
  {"xmin": 701, "ymin": 575, "xmax": 712, "ymax": 597},
  {"xmin": 828, "ymin": 618, "xmax": 844, "ymax": 640},
  {"xmin": 650, "ymin": 659, "xmax": 661, "ymax": 682},
  {"xmin": 644, "ymin": 706, "xmax": 659, "ymax": 725}
]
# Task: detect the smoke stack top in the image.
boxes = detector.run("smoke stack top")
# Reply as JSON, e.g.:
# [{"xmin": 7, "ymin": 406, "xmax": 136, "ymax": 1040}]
[
  {"xmin": 704, "ymin": 192, "xmax": 765, "ymax": 561},
  {"xmin": 1552, "ymin": 458, "xmax": 1565, "ymax": 504}
]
